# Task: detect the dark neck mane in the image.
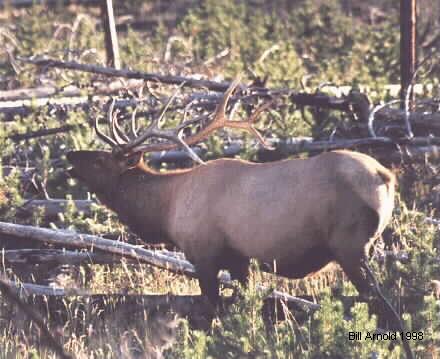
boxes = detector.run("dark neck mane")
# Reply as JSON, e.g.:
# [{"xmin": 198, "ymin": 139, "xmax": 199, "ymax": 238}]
[{"xmin": 95, "ymin": 161, "xmax": 179, "ymax": 247}]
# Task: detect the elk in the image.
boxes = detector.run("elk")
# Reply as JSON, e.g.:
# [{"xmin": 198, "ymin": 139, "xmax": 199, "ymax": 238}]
[{"xmin": 67, "ymin": 80, "xmax": 412, "ymax": 358}]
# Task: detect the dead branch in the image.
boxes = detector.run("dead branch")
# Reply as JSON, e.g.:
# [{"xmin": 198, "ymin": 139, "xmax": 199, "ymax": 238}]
[
  {"xmin": 8, "ymin": 125, "xmax": 75, "ymax": 141},
  {"xmin": 375, "ymin": 106, "xmax": 440, "ymax": 128},
  {"xmin": 0, "ymin": 86, "xmax": 72, "ymax": 101},
  {"xmin": 0, "ymin": 281, "xmax": 315, "ymax": 332},
  {"xmin": 1, "ymin": 249, "xmax": 119, "ymax": 266},
  {"xmin": 18, "ymin": 57, "xmax": 231, "ymax": 92}
]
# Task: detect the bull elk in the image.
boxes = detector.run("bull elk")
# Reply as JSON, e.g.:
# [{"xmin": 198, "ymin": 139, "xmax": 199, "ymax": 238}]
[{"xmin": 67, "ymin": 80, "xmax": 413, "ymax": 358}]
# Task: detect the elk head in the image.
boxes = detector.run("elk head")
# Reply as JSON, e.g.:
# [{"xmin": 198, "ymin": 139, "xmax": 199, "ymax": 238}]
[{"xmin": 67, "ymin": 150, "xmax": 142, "ymax": 192}]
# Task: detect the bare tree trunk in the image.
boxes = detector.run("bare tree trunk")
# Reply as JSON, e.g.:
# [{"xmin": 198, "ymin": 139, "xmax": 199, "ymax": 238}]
[
  {"xmin": 400, "ymin": 0, "xmax": 417, "ymax": 106},
  {"xmin": 100, "ymin": 0, "xmax": 121, "ymax": 69}
]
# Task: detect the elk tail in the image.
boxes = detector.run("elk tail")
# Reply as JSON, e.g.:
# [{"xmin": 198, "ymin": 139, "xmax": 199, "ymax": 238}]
[
  {"xmin": 373, "ymin": 166, "xmax": 396, "ymax": 237},
  {"xmin": 376, "ymin": 167, "xmax": 395, "ymax": 186}
]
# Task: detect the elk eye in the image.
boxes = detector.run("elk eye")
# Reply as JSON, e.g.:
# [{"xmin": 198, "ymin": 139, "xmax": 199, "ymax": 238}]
[{"xmin": 126, "ymin": 157, "xmax": 138, "ymax": 167}]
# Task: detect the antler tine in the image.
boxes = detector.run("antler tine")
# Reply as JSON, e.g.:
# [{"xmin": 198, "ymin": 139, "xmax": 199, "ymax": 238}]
[
  {"xmin": 223, "ymin": 99, "xmax": 275, "ymax": 149},
  {"xmin": 94, "ymin": 99, "xmax": 118, "ymax": 147},
  {"xmin": 95, "ymin": 116, "xmax": 118, "ymax": 147},
  {"xmin": 247, "ymin": 100, "xmax": 274, "ymax": 123},
  {"xmin": 105, "ymin": 99, "xmax": 128, "ymax": 146},
  {"xmin": 213, "ymin": 77, "xmax": 242, "ymax": 125},
  {"xmin": 116, "ymin": 83, "xmax": 186, "ymax": 155},
  {"xmin": 154, "ymin": 82, "xmax": 185, "ymax": 129},
  {"xmin": 130, "ymin": 108, "xmax": 139, "ymax": 137},
  {"xmin": 111, "ymin": 111, "xmax": 130, "ymax": 144}
]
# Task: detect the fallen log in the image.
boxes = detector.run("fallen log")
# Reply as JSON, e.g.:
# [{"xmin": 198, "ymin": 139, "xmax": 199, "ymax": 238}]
[
  {"xmin": 121, "ymin": 140, "xmax": 440, "ymax": 165},
  {"xmin": 0, "ymin": 221, "xmax": 195, "ymax": 274},
  {"xmin": 0, "ymin": 80, "xmax": 143, "ymax": 101},
  {"xmin": 8, "ymin": 57, "xmax": 383, "ymax": 117},
  {"xmin": 269, "ymin": 135, "xmax": 440, "ymax": 155},
  {"xmin": 375, "ymin": 106, "xmax": 440, "ymax": 125},
  {"xmin": 0, "ymin": 86, "xmax": 347, "ymax": 119},
  {"xmin": 0, "ymin": 222, "xmax": 320, "ymax": 311},
  {"xmin": 0, "ymin": 0, "xmax": 100, "ymax": 7},
  {"xmin": 3, "ymin": 279, "xmax": 77, "ymax": 297},
  {"xmin": 2, "ymin": 250, "xmax": 321, "ymax": 312},
  {"xmin": 0, "ymin": 96, "xmax": 150, "ymax": 119}
]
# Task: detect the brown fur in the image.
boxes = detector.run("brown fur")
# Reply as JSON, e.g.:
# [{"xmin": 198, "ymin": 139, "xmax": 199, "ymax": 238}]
[{"xmin": 67, "ymin": 149, "xmax": 395, "ymax": 304}]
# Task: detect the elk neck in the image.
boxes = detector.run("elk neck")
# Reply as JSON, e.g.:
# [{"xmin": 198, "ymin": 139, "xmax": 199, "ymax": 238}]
[{"xmin": 98, "ymin": 162, "xmax": 181, "ymax": 245}]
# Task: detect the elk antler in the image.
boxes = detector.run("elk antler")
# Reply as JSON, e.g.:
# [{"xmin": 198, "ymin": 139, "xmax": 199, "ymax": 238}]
[{"xmin": 94, "ymin": 78, "xmax": 274, "ymax": 163}]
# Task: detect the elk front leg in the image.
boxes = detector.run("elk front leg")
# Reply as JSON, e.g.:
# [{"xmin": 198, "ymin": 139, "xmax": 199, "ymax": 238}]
[
  {"xmin": 195, "ymin": 260, "xmax": 221, "ymax": 307},
  {"xmin": 225, "ymin": 250, "xmax": 250, "ymax": 286}
]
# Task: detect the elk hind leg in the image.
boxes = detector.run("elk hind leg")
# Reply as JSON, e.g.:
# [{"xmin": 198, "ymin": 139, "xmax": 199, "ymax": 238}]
[{"xmin": 338, "ymin": 253, "xmax": 414, "ymax": 359}]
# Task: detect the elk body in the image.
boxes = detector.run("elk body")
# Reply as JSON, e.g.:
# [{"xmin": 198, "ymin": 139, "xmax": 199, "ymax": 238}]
[
  {"xmin": 67, "ymin": 149, "xmax": 395, "ymax": 305},
  {"xmin": 66, "ymin": 81, "xmax": 412, "ymax": 357}
]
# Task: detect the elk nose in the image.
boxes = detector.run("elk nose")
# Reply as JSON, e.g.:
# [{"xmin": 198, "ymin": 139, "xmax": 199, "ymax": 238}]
[{"xmin": 67, "ymin": 167, "xmax": 77, "ymax": 178}]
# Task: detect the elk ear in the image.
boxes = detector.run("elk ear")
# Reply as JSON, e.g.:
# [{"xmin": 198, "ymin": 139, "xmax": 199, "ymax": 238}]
[{"xmin": 124, "ymin": 152, "xmax": 143, "ymax": 169}]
